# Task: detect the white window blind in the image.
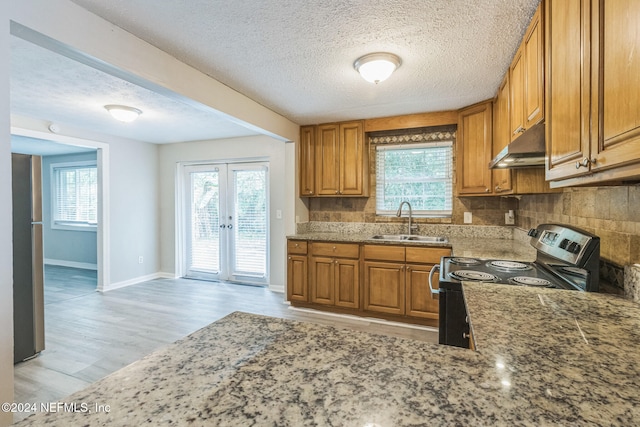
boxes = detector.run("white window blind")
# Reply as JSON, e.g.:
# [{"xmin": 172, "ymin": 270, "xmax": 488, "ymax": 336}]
[
  {"xmin": 52, "ymin": 162, "xmax": 98, "ymax": 227},
  {"xmin": 233, "ymin": 169, "xmax": 267, "ymax": 277},
  {"xmin": 375, "ymin": 142, "xmax": 453, "ymax": 217}
]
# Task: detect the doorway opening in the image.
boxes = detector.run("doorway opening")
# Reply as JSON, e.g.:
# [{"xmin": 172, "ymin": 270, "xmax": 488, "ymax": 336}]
[{"xmin": 182, "ymin": 162, "xmax": 269, "ymax": 286}]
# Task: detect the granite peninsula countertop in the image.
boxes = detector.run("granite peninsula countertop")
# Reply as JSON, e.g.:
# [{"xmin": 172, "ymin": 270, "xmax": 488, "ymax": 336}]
[
  {"xmin": 288, "ymin": 232, "xmax": 537, "ymax": 261},
  {"xmin": 14, "ymin": 286, "xmax": 640, "ymax": 426}
]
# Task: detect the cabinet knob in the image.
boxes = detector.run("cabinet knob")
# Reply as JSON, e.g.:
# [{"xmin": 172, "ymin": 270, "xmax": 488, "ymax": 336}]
[
  {"xmin": 485, "ymin": 188, "xmax": 490, "ymax": 193},
  {"xmin": 463, "ymin": 333, "xmax": 470, "ymax": 339},
  {"xmin": 495, "ymin": 185, "xmax": 502, "ymax": 192},
  {"xmin": 514, "ymin": 126, "xmax": 526, "ymax": 134},
  {"xmin": 332, "ymin": 246, "xmax": 336, "ymax": 251},
  {"xmin": 575, "ymin": 157, "xmax": 596, "ymax": 169},
  {"xmin": 294, "ymin": 243, "xmax": 299, "ymax": 248},
  {"xmin": 335, "ymin": 190, "xmax": 339, "ymax": 194},
  {"xmin": 288, "ymin": 256, "xmax": 292, "ymax": 260}
]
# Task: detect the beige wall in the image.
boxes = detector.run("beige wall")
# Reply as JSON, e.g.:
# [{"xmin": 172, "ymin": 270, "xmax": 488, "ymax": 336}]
[{"xmin": 517, "ymin": 186, "xmax": 640, "ymax": 266}]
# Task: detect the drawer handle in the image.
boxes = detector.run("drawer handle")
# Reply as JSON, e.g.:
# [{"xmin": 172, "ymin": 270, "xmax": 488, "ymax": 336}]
[
  {"xmin": 463, "ymin": 333, "xmax": 470, "ymax": 339},
  {"xmin": 428, "ymin": 264, "xmax": 440, "ymax": 295}
]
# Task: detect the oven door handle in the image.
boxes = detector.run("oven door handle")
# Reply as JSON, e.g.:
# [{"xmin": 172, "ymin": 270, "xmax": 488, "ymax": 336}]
[{"xmin": 428, "ymin": 264, "xmax": 440, "ymax": 295}]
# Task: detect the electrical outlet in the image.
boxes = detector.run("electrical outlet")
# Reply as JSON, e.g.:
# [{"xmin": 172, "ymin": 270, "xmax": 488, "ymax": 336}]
[
  {"xmin": 505, "ymin": 210, "xmax": 515, "ymax": 225},
  {"xmin": 276, "ymin": 209, "xmax": 282, "ymax": 219},
  {"xmin": 464, "ymin": 212, "xmax": 472, "ymax": 224},
  {"xmin": 138, "ymin": 256, "xmax": 144, "ymax": 264}
]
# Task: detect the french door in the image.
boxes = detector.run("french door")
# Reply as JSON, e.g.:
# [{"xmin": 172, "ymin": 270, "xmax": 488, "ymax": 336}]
[{"xmin": 184, "ymin": 162, "xmax": 269, "ymax": 285}]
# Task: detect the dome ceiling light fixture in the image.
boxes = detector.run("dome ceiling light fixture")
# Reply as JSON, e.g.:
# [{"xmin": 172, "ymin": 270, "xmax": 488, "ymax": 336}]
[
  {"xmin": 104, "ymin": 104, "xmax": 143, "ymax": 122},
  {"xmin": 354, "ymin": 52, "xmax": 402, "ymax": 84}
]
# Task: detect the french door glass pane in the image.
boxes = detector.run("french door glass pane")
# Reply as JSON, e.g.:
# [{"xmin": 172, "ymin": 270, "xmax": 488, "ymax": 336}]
[
  {"xmin": 190, "ymin": 171, "xmax": 220, "ymax": 273},
  {"xmin": 233, "ymin": 169, "xmax": 267, "ymax": 277}
]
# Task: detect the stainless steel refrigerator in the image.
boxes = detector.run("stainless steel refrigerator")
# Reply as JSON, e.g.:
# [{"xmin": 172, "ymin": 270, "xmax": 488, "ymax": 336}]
[{"xmin": 12, "ymin": 153, "xmax": 45, "ymax": 363}]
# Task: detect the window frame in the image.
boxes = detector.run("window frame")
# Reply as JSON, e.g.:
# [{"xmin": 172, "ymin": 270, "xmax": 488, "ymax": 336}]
[
  {"xmin": 50, "ymin": 160, "xmax": 98, "ymax": 231},
  {"xmin": 375, "ymin": 141, "xmax": 454, "ymax": 218}
]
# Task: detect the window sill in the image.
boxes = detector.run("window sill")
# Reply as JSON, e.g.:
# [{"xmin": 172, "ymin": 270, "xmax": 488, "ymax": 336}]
[{"xmin": 52, "ymin": 222, "xmax": 97, "ymax": 232}]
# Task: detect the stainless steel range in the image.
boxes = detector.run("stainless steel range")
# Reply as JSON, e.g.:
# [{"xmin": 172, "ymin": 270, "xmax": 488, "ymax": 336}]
[{"xmin": 430, "ymin": 223, "xmax": 600, "ymax": 348}]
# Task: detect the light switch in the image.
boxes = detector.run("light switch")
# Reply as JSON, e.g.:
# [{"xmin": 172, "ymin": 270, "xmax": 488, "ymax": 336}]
[
  {"xmin": 276, "ymin": 209, "xmax": 282, "ymax": 219},
  {"xmin": 464, "ymin": 212, "xmax": 472, "ymax": 224}
]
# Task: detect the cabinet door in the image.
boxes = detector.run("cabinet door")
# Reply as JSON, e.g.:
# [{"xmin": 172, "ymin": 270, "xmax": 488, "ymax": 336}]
[
  {"xmin": 287, "ymin": 254, "xmax": 308, "ymax": 302},
  {"xmin": 315, "ymin": 124, "xmax": 340, "ymax": 195},
  {"xmin": 299, "ymin": 126, "xmax": 315, "ymax": 196},
  {"xmin": 509, "ymin": 47, "xmax": 526, "ymax": 140},
  {"xmin": 492, "ymin": 75, "xmax": 513, "ymax": 194},
  {"xmin": 335, "ymin": 258, "xmax": 359, "ymax": 309},
  {"xmin": 457, "ymin": 101, "xmax": 493, "ymax": 195},
  {"xmin": 363, "ymin": 261, "xmax": 405, "ymax": 315},
  {"xmin": 545, "ymin": 0, "xmax": 592, "ymax": 180},
  {"xmin": 590, "ymin": 0, "xmax": 640, "ymax": 172},
  {"xmin": 524, "ymin": 5, "xmax": 544, "ymax": 129},
  {"xmin": 339, "ymin": 121, "xmax": 367, "ymax": 196},
  {"xmin": 405, "ymin": 264, "xmax": 439, "ymax": 320},
  {"xmin": 309, "ymin": 256, "xmax": 335, "ymax": 305}
]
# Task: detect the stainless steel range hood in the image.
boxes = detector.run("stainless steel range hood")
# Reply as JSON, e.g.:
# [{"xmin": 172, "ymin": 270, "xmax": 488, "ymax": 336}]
[{"xmin": 489, "ymin": 123, "xmax": 546, "ymax": 169}]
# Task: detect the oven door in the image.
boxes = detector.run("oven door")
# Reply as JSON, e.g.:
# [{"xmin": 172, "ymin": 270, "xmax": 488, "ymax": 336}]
[
  {"xmin": 439, "ymin": 283, "xmax": 470, "ymax": 348},
  {"xmin": 436, "ymin": 260, "xmax": 470, "ymax": 348}
]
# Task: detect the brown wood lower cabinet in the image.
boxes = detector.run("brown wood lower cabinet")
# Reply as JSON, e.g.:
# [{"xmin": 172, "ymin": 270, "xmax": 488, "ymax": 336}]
[
  {"xmin": 287, "ymin": 239, "xmax": 450, "ymax": 326},
  {"xmin": 309, "ymin": 242, "xmax": 360, "ymax": 309},
  {"xmin": 363, "ymin": 261, "xmax": 405, "ymax": 315},
  {"xmin": 287, "ymin": 240, "xmax": 308, "ymax": 302}
]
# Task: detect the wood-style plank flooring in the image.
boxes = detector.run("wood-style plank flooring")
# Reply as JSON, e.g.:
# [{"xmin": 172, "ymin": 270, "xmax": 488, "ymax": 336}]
[{"xmin": 13, "ymin": 266, "xmax": 437, "ymax": 422}]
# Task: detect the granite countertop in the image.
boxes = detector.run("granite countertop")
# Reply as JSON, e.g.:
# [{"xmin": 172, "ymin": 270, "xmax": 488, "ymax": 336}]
[
  {"xmin": 462, "ymin": 282, "xmax": 640, "ymax": 425},
  {"xmin": 14, "ymin": 288, "xmax": 640, "ymax": 425},
  {"xmin": 288, "ymin": 232, "xmax": 537, "ymax": 261}
]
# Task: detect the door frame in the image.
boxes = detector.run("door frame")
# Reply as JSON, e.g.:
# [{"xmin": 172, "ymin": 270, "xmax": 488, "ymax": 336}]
[
  {"xmin": 176, "ymin": 157, "xmax": 270, "ymax": 284},
  {"xmin": 11, "ymin": 126, "xmax": 110, "ymax": 292}
]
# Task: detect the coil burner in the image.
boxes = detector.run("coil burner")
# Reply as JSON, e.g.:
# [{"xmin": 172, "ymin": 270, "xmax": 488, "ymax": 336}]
[
  {"xmin": 449, "ymin": 257, "xmax": 481, "ymax": 266},
  {"xmin": 449, "ymin": 270, "xmax": 499, "ymax": 282},
  {"xmin": 509, "ymin": 276, "xmax": 552, "ymax": 287},
  {"xmin": 487, "ymin": 260, "xmax": 533, "ymax": 272}
]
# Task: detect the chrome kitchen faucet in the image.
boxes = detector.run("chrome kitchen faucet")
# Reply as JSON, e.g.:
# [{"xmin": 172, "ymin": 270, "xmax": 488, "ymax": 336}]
[{"xmin": 396, "ymin": 201, "xmax": 417, "ymax": 235}]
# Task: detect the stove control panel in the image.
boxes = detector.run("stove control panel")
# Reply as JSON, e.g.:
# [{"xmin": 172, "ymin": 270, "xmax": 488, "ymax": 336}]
[{"xmin": 529, "ymin": 224, "xmax": 598, "ymax": 265}]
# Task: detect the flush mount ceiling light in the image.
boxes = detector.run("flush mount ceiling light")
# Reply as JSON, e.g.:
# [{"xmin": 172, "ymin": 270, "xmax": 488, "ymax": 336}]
[
  {"xmin": 104, "ymin": 104, "xmax": 143, "ymax": 122},
  {"xmin": 354, "ymin": 52, "xmax": 401, "ymax": 84}
]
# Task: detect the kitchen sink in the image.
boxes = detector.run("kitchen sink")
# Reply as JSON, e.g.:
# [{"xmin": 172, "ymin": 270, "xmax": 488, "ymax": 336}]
[{"xmin": 370, "ymin": 234, "xmax": 448, "ymax": 243}]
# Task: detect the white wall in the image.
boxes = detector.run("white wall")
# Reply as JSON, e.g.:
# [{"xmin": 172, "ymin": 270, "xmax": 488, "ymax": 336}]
[
  {"xmin": 0, "ymin": 9, "xmax": 14, "ymax": 426},
  {"xmin": 159, "ymin": 136, "xmax": 290, "ymax": 291},
  {"xmin": 2, "ymin": 1, "xmax": 301, "ymax": 420}
]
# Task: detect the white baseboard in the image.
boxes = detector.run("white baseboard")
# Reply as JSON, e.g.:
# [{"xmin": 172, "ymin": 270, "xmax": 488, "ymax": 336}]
[
  {"xmin": 45, "ymin": 258, "xmax": 98, "ymax": 271},
  {"xmin": 269, "ymin": 284, "xmax": 285, "ymax": 293},
  {"xmin": 100, "ymin": 272, "xmax": 167, "ymax": 292},
  {"xmin": 288, "ymin": 306, "xmax": 439, "ymax": 332}
]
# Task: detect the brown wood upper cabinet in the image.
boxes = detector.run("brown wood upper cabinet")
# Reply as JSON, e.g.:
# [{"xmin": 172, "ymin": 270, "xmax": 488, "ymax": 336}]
[
  {"xmin": 306, "ymin": 120, "xmax": 368, "ymax": 197},
  {"xmin": 298, "ymin": 126, "xmax": 315, "ymax": 196},
  {"xmin": 457, "ymin": 100, "xmax": 493, "ymax": 195},
  {"xmin": 546, "ymin": 0, "xmax": 640, "ymax": 185},
  {"xmin": 510, "ymin": 3, "xmax": 544, "ymax": 141}
]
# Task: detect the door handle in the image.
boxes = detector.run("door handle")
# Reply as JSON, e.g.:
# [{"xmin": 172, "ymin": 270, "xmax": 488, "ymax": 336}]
[
  {"xmin": 428, "ymin": 264, "xmax": 440, "ymax": 295},
  {"xmin": 227, "ymin": 224, "xmax": 233, "ymax": 229},
  {"xmin": 219, "ymin": 224, "xmax": 226, "ymax": 229}
]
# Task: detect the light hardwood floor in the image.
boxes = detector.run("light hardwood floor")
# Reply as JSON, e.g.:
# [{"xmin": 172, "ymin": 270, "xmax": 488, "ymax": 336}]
[{"xmin": 13, "ymin": 266, "xmax": 438, "ymax": 422}]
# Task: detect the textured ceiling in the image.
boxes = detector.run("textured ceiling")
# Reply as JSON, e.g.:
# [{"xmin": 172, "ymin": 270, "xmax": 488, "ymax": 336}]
[
  {"xmin": 69, "ymin": 0, "xmax": 541, "ymax": 125},
  {"xmin": 11, "ymin": 0, "xmax": 541, "ymax": 148},
  {"xmin": 10, "ymin": 36, "xmax": 260, "ymax": 145}
]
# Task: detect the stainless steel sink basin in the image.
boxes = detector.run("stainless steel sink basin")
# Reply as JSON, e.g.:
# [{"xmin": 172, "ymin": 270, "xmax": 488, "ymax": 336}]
[{"xmin": 370, "ymin": 234, "xmax": 448, "ymax": 243}]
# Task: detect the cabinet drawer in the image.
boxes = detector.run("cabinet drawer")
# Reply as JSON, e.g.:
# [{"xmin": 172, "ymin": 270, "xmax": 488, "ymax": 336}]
[
  {"xmin": 310, "ymin": 242, "xmax": 359, "ymax": 258},
  {"xmin": 287, "ymin": 240, "xmax": 308, "ymax": 255},
  {"xmin": 406, "ymin": 247, "xmax": 451, "ymax": 264},
  {"xmin": 363, "ymin": 245, "xmax": 405, "ymax": 262}
]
